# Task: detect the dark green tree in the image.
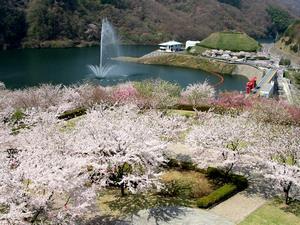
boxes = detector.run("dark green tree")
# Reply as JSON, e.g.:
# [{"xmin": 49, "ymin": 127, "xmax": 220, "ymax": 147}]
[
  {"xmin": 267, "ymin": 6, "xmax": 293, "ymax": 36},
  {"xmin": 27, "ymin": 0, "xmax": 52, "ymax": 40},
  {"xmin": 0, "ymin": 0, "xmax": 27, "ymax": 49}
]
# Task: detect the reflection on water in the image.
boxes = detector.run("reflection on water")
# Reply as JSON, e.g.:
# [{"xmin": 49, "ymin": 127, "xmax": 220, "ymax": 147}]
[{"xmin": 0, "ymin": 45, "xmax": 247, "ymax": 91}]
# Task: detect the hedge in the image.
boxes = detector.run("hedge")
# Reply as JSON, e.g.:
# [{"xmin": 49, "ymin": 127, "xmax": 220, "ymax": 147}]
[
  {"xmin": 197, "ymin": 183, "xmax": 237, "ymax": 208},
  {"xmin": 206, "ymin": 167, "xmax": 248, "ymax": 190},
  {"xmin": 58, "ymin": 107, "xmax": 87, "ymax": 120},
  {"xmin": 196, "ymin": 167, "xmax": 248, "ymax": 208}
]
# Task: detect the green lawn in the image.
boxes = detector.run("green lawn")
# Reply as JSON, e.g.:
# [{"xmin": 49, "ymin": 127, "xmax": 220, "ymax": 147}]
[
  {"xmin": 97, "ymin": 170, "xmax": 216, "ymax": 217},
  {"xmin": 239, "ymin": 203, "xmax": 300, "ymax": 225},
  {"xmin": 198, "ymin": 31, "xmax": 261, "ymax": 52},
  {"xmin": 138, "ymin": 53, "xmax": 236, "ymax": 75},
  {"xmin": 167, "ymin": 109, "xmax": 196, "ymax": 118},
  {"xmin": 188, "ymin": 45, "xmax": 209, "ymax": 55}
]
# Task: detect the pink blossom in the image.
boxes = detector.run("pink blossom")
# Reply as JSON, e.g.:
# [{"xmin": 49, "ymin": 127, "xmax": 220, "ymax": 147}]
[{"xmin": 111, "ymin": 83, "xmax": 138, "ymax": 102}]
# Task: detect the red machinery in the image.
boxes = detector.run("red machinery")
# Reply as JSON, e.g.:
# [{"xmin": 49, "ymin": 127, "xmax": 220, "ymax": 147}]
[{"xmin": 246, "ymin": 77, "xmax": 257, "ymax": 94}]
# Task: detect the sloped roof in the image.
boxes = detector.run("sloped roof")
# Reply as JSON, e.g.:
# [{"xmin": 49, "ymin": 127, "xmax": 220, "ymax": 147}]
[{"xmin": 159, "ymin": 40, "xmax": 182, "ymax": 46}]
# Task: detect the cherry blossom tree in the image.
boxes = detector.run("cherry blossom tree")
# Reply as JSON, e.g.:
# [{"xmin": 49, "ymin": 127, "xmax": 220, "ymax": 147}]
[
  {"xmin": 186, "ymin": 111, "xmax": 300, "ymax": 201},
  {"xmin": 265, "ymin": 164, "xmax": 300, "ymax": 204},
  {"xmin": 0, "ymin": 103, "xmax": 187, "ymax": 223},
  {"xmin": 181, "ymin": 81, "xmax": 215, "ymax": 107}
]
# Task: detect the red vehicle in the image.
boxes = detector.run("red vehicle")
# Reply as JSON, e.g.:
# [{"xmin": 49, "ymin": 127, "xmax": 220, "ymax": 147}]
[{"xmin": 246, "ymin": 77, "xmax": 257, "ymax": 94}]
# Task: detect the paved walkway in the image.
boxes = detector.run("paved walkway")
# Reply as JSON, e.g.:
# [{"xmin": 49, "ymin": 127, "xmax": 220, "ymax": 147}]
[
  {"xmin": 129, "ymin": 207, "xmax": 234, "ymax": 225},
  {"xmin": 210, "ymin": 192, "xmax": 266, "ymax": 224}
]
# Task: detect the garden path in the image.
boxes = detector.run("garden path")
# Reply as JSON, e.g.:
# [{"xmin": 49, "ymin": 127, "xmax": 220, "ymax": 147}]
[
  {"xmin": 129, "ymin": 206, "xmax": 234, "ymax": 225},
  {"xmin": 210, "ymin": 192, "xmax": 266, "ymax": 224}
]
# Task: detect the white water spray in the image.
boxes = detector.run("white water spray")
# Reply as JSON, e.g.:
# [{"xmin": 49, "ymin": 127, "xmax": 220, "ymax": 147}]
[{"xmin": 88, "ymin": 18, "xmax": 120, "ymax": 78}]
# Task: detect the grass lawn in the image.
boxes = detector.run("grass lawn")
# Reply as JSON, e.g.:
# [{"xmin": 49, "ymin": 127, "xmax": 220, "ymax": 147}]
[
  {"xmin": 239, "ymin": 203, "xmax": 300, "ymax": 225},
  {"xmin": 138, "ymin": 53, "xmax": 236, "ymax": 75},
  {"xmin": 167, "ymin": 109, "xmax": 196, "ymax": 118},
  {"xmin": 97, "ymin": 170, "xmax": 216, "ymax": 217},
  {"xmin": 198, "ymin": 31, "xmax": 261, "ymax": 52},
  {"xmin": 188, "ymin": 45, "xmax": 210, "ymax": 55}
]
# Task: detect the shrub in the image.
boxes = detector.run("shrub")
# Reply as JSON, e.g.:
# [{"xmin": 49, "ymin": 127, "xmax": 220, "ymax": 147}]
[
  {"xmin": 160, "ymin": 171, "xmax": 213, "ymax": 198},
  {"xmin": 57, "ymin": 107, "xmax": 87, "ymax": 120},
  {"xmin": 134, "ymin": 79, "xmax": 181, "ymax": 108},
  {"xmin": 181, "ymin": 81, "xmax": 215, "ymax": 107},
  {"xmin": 175, "ymin": 104, "xmax": 212, "ymax": 112},
  {"xmin": 286, "ymin": 105, "xmax": 300, "ymax": 125},
  {"xmin": 290, "ymin": 44, "xmax": 299, "ymax": 53},
  {"xmin": 279, "ymin": 58, "xmax": 291, "ymax": 66},
  {"xmin": 12, "ymin": 84, "xmax": 63, "ymax": 109},
  {"xmin": 0, "ymin": 204, "xmax": 9, "ymax": 214},
  {"xmin": 166, "ymin": 158, "xmax": 180, "ymax": 168},
  {"xmin": 112, "ymin": 82, "xmax": 138, "ymax": 103},
  {"xmin": 160, "ymin": 180, "xmax": 191, "ymax": 198},
  {"xmin": 230, "ymin": 174, "xmax": 248, "ymax": 190},
  {"xmin": 248, "ymin": 99, "xmax": 293, "ymax": 125},
  {"xmin": 75, "ymin": 84, "xmax": 112, "ymax": 107},
  {"xmin": 206, "ymin": 167, "xmax": 224, "ymax": 179},
  {"xmin": 10, "ymin": 109, "xmax": 26, "ymax": 124},
  {"xmin": 206, "ymin": 167, "xmax": 248, "ymax": 190},
  {"xmin": 40, "ymin": 40, "xmax": 75, "ymax": 48},
  {"xmin": 213, "ymin": 91, "xmax": 250, "ymax": 109},
  {"xmin": 180, "ymin": 160, "xmax": 197, "ymax": 171},
  {"xmin": 197, "ymin": 183, "xmax": 237, "ymax": 208},
  {"xmin": 166, "ymin": 156, "xmax": 197, "ymax": 171}
]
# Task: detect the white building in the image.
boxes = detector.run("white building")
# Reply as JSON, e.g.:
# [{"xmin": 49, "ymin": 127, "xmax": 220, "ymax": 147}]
[
  {"xmin": 159, "ymin": 41, "xmax": 183, "ymax": 52},
  {"xmin": 185, "ymin": 40, "xmax": 200, "ymax": 49}
]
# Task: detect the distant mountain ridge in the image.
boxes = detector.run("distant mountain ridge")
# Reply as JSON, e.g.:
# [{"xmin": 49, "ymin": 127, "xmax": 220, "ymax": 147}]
[{"xmin": 0, "ymin": 0, "xmax": 300, "ymax": 49}]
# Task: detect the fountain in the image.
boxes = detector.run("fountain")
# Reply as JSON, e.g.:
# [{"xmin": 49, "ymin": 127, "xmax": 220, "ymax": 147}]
[{"xmin": 88, "ymin": 18, "xmax": 120, "ymax": 78}]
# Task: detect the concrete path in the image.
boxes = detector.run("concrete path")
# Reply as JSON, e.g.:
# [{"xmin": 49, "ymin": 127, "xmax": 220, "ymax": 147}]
[
  {"xmin": 129, "ymin": 207, "xmax": 234, "ymax": 225},
  {"xmin": 210, "ymin": 192, "xmax": 266, "ymax": 224}
]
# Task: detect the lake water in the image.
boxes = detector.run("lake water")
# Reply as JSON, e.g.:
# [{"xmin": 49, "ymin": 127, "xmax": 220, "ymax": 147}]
[{"xmin": 0, "ymin": 45, "xmax": 247, "ymax": 91}]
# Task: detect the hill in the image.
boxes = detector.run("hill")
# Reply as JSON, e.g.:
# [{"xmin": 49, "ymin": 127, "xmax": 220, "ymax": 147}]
[
  {"xmin": 197, "ymin": 31, "xmax": 261, "ymax": 52},
  {"xmin": 0, "ymin": 0, "xmax": 299, "ymax": 49},
  {"xmin": 276, "ymin": 20, "xmax": 300, "ymax": 56}
]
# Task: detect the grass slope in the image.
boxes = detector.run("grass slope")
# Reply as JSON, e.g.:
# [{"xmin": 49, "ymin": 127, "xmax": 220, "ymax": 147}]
[
  {"xmin": 198, "ymin": 31, "xmax": 261, "ymax": 52},
  {"xmin": 239, "ymin": 203, "xmax": 300, "ymax": 225},
  {"xmin": 137, "ymin": 54, "xmax": 236, "ymax": 75}
]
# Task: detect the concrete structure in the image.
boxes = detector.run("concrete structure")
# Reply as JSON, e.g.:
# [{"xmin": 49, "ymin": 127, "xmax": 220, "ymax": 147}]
[
  {"xmin": 259, "ymin": 82, "xmax": 275, "ymax": 98},
  {"xmin": 159, "ymin": 41, "xmax": 183, "ymax": 52},
  {"xmin": 185, "ymin": 40, "xmax": 200, "ymax": 49}
]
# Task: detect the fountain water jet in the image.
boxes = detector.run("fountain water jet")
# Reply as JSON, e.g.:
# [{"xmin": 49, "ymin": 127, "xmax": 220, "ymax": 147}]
[{"xmin": 88, "ymin": 18, "xmax": 120, "ymax": 78}]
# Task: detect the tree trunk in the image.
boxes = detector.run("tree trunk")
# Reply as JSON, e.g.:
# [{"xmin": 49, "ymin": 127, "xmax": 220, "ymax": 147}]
[
  {"xmin": 224, "ymin": 163, "xmax": 234, "ymax": 182},
  {"xmin": 121, "ymin": 183, "xmax": 125, "ymax": 197},
  {"xmin": 284, "ymin": 181, "xmax": 292, "ymax": 205}
]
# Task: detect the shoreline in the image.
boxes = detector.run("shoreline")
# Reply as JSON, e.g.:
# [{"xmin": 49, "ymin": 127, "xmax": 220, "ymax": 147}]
[
  {"xmin": 2, "ymin": 41, "xmax": 158, "ymax": 51},
  {"xmin": 114, "ymin": 53, "xmax": 263, "ymax": 81}
]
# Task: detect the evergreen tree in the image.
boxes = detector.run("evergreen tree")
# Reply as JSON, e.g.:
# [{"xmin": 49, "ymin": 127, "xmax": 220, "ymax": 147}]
[{"xmin": 0, "ymin": 0, "xmax": 27, "ymax": 49}]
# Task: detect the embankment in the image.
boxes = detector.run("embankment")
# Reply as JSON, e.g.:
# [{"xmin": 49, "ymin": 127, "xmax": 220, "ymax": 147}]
[
  {"xmin": 115, "ymin": 53, "xmax": 263, "ymax": 80},
  {"xmin": 115, "ymin": 54, "xmax": 236, "ymax": 75}
]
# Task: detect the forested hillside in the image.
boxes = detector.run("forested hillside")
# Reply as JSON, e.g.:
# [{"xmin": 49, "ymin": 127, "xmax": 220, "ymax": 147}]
[
  {"xmin": 276, "ymin": 20, "xmax": 300, "ymax": 56},
  {"xmin": 0, "ymin": 0, "xmax": 299, "ymax": 50}
]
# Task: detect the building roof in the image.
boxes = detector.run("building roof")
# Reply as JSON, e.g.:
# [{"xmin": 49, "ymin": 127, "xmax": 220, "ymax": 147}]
[
  {"xmin": 186, "ymin": 40, "xmax": 200, "ymax": 44},
  {"xmin": 159, "ymin": 41, "xmax": 182, "ymax": 46}
]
